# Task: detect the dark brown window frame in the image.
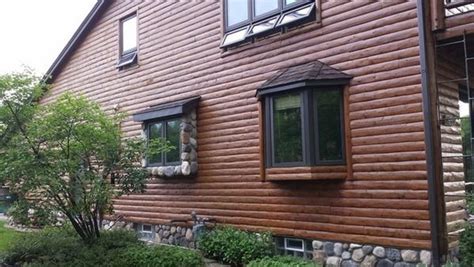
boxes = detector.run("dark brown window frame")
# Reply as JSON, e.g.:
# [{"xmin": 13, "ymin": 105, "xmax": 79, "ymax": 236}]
[
  {"xmin": 264, "ymin": 87, "xmax": 345, "ymax": 168},
  {"xmin": 223, "ymin": 0, "xmax": 313, "ymax": 32},
  {"xmin": 221, "ymin": 0, "xmax": 315, "ymax": 48},
  {"xmin": 146, "ymin": 117, "xmax": 182, "ymax": 167},
  {"xmin": 118, "ymin": 13, "xmax": 138, "ymax": 68}
]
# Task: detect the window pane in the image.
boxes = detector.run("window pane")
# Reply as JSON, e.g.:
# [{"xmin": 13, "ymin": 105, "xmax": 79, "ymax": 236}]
[
  {"xmin": 255, "ymin": 0, "xmax": 278, "ymax": 16},
  {"xmin": 121, "ymin": 15, "xmax": 137, "ymax": 53},
  {"xmin": 149, "ymin": 122, "xmax": 162, "ymax": 164},
  {"xmin": 166, "ymin": 120, "xmax": 180, "ymax": 163},
  {"xmin": 227, "ymin": 0, "xmax": 249, "ymax": 27},
  {"xmin": 286, "ymin": 0, "xmax": 302, "ymax": 5},
  {"xmin": 316, "ymin": 90, "xmax": 343, "ymax": 161},
  {"xmin": 273, "ymin": 93, "xmax": 303, "ymax": 164}
]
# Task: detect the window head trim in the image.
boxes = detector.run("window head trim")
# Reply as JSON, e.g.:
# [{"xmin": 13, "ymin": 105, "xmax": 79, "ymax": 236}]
[{"xmin": 133, "ymin": 96, "xmax": 200, "ymax": 122}]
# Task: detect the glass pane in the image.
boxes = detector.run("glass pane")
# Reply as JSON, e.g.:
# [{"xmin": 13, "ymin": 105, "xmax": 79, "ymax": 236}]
[
  {"xmin": 142, "ymin": 224, "xmax": 152, "ymax": 232},
  {"xmin": 149, "ymin": 122, "xmax": 162, "ymax": 164},
  {"xmin": 286, "ymin": 238, "xmax": 303, "ymax": 250},
  {"xmin": 255, "ymin": 0, "xmax": 278, "ymax": 16},
  {"xmin": 227, "ymin": 0, "xmax": 249, "ymax": 27},
  {"xmin": 221, "ymin": 27, "xmax": 248, "ymax": 46},
  {"xmin": 286, "ymin": 0, "xmax": 301, "ymax": 5},
  {"xmin": 248, "ymin": 16, "xmax": 278, "ymax": 36},
  {"xmin": 273, "ymin": 93, "xmax": 303, "ymax": 164},
  {"xmin": 278, "ymin": 4, "xmax": 313, "ymax": 26},
  {"xmin": 166, "ymin": 119, "xmax": 180, "ymax": 163},
  {"xmin": 121, "ymin": 15, "xmax": 137, "ymax": 53},
  {"xmin": 316, "ymin": 90, "xmax": 343, "ymax": 161}
]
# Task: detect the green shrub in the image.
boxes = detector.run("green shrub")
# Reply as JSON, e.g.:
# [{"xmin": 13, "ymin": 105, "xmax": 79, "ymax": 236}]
[
  {"xmin": 2, "ymin": 226, "xmax": 203, "ymax": 267},
  {"xmin": 2, "ymin": 226, "xmax": 80, "ymax": 265},
  {"xmin": 7, "ymin": 199, "xmax": 57, "ymax": 228},
  {"xmin": 460, "ymin": 224, "xmax": 474, "ymax": 267},
  {"xmin": 118, "ymin": 244, "xmax": 204, "ymax": 267},
  {"xmin": 467, "ymin": 193, "xmax": 474, "ymax": 214},
  {"xmin": 247, "ymin": 256, "xmax": 318, "ymax": 267},
  {"xmin": 198, "ymin": 226, "xmax": 274, "ymax": 266}
]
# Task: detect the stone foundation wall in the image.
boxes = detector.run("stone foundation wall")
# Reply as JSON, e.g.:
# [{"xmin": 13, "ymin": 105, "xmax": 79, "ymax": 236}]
[
  {"xmin": 153, "ymin": 224, "xmax": 195, "ymax": 248},
  {"xmin": 312, "ymin": 240, "xmax": 432, "ymax": 267}
]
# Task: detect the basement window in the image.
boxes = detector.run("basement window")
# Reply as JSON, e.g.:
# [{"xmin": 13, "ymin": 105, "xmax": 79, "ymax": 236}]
[
  {"xmin": 275, "ymin": 237, "xmax": 313, "ymax": 259},
  {"xmin": 118, "ymin": 13, "xmax": 138, "ymax": 68},
  {"xmin": 221, "ymin": 0, "xmax": 315, "ymax": 47},
  {"xmin": 136, "ymin": 223, "xmax": 154, "ymax": 241}
]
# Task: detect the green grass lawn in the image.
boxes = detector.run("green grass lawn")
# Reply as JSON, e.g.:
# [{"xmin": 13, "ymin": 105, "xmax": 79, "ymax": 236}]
[{"xmin": 0, "ymin": 220, "xmax": 23, "ymax": 252}]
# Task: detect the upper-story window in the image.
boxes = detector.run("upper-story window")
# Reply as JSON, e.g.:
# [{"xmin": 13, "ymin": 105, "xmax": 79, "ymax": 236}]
[
  {"xmin": 222, "ymin": 0, "xmax": 315, "ymax": 47},
  {"xmin": 118, "ymin": 13, "xmax": 138, "ymax": 68}
]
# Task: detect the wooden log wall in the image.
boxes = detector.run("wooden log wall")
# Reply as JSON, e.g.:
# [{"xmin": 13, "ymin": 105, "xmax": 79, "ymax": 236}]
[
  {"xmin": 43, "ymin": 1, "xmax": 433, "ymax": 249},
  {"xmin": 436, "ymin": 12, "xmax": 474, "ymax": 40},
  {"xmin": 436, "ymin": 53, "xmax": 469, "ymax": 249}
]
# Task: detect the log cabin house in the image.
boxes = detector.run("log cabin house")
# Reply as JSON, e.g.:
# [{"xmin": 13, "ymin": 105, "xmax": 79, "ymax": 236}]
[{"xmin": 41, "ymin": 0, "xmax": 474, "ymax": 266}]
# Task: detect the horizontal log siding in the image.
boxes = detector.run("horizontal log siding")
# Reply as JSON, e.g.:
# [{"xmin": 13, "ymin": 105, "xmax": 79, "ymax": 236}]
[
  {"xmin": 43, "ymin": 1, "xmax": 430, "ymax": 248},
  {"xmin": 437, "ymin": 12, "xmax": 474, "ymax": 40},
  {"xmin": 436, "ymin": 54, "xmax": 469, "ymax": 248}
]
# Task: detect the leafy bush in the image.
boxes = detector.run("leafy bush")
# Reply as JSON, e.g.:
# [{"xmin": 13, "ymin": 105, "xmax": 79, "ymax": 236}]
[
  {"xmin": 118, "ymin": 244, "xmax": 204, "ymax": 267},
  {"xmin": 7, "ymin": 199, "xmax": 57, "ymax": 228},
  {"xmin": 198, "ymin": 226, "xmax": 274, "ymax": 266},
  {"xmin": 247, "ymin": 256, "xmax": 318, "ymax": 267},
  {"xmin": 467, "ymin": 193, "xmax": 474, "ymax": 214},
  {"xmin": 2, "ymin": 226, "xmax": 202, "ymax": 267},
  {"xmin": 2, "ymin": 226, "xmax": 81, "ymax": 265},
  {"xmin": 460, "ymin": 224, "xmax": 474, "ymax": 267}
]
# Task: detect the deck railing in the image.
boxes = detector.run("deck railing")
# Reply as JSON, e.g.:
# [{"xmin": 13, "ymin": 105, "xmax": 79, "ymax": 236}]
[{"xmin": 445, "ymin": 0, "xmax": 474, "ymax": 17}]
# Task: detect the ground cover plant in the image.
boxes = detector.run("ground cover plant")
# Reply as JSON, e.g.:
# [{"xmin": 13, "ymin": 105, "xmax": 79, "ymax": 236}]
[
  {"xmin": 0, "ymin": 221, "xmax": 24, "ymax": 252},
  {"xmin": 1, "ymin": 226, "xmax": 203, "ymax": 267},
  {"xmin": 198, "ymin": 226, "xmax": 274, "ymax": 266}
]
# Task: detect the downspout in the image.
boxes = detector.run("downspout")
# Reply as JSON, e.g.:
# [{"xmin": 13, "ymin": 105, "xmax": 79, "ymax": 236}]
[{"xmin": 416, "ymin": 0, "xmax": 444, "ymax": 266}]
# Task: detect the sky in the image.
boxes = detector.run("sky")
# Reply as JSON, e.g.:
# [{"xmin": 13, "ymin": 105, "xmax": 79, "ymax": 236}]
[{"xmin": 0, "ymin": 0, "xmax": 97, "ymax": 75}]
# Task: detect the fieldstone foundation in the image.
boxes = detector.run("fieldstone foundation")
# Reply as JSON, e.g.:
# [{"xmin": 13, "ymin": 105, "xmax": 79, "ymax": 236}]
[
  {"xmin": 153, "ymin": 224, "xmax": 195, "ymax": 248},
  {"xmin": 312, "ymin": 240, "xmax": 432, "ymax": 267}
]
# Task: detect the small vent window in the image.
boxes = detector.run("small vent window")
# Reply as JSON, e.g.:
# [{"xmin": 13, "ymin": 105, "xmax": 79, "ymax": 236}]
[{"xmin": 275, "ymin": 237, "xmax": 313, "ymax": 259}]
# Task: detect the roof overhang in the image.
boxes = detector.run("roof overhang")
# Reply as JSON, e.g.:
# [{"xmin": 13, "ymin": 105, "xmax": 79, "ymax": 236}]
[
  {"xmin": 42, "ymin": 0, "xmax": 111, "ymax": 84},
  {"xmin": 133, "ymin": 96, "xmax": 201, "ymax": 122},
  {"xmin": 256, "ymin": 61, "xmax": 352, "ymax": 98}
]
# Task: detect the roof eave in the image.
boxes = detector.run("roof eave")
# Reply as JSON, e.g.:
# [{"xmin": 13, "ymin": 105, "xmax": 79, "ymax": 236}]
[{"xmin": 41, "ymin": 0, "xmax": 111, "ymax": 84}]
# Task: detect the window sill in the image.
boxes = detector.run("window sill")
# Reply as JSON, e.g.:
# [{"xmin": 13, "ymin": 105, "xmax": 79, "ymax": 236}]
[{"xmin": 265, "ymin": 165, "xmax": 346, "ymax": 181}]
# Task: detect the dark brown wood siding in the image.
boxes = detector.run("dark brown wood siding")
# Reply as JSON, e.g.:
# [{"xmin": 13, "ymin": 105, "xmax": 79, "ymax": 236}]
[{"xmin": 43, "ymin": 1, "xmax": 431, "ymax": 249}]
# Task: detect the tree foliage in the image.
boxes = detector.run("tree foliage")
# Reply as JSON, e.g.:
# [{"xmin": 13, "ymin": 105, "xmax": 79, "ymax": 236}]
[{"xmin": 0, "ymin": 72, "xmax": 167, "ymax": 243}]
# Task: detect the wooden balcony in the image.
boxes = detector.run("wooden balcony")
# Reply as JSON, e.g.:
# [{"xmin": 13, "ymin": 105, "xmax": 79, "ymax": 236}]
[{"xmin": 433, "ymin": 0, "xmax": 474, "ymax": 40}]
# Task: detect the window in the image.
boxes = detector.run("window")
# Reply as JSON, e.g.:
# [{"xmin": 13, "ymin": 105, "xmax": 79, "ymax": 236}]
[
  {"xmin": 275, "ymin": 237, "xmax": 313, "ymax": 259},
  {"xmin": 118, "ymin": 14, "xmax": 138, "ymax": 68},
  {"xmin": 136, "ymin": 224, "xmax": 154, "ymax": 240},
  {"xmin": 265, "ymin": 88, "xmax": 344, "ymax": 167},
  {"xmin": 147, "ymin": 118, "xmax": 181, "ymax": 166},
  {"xmin": 133, "ymin": 96, "xmax": 200, "ymax": 178},
  {"xmin": 222, "ymin": 0, "xmax": 315, "ymax": 47}
]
